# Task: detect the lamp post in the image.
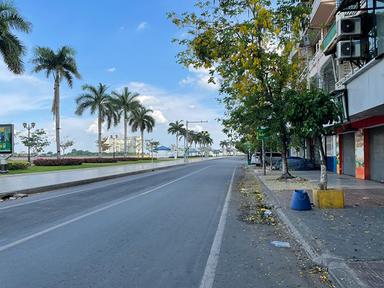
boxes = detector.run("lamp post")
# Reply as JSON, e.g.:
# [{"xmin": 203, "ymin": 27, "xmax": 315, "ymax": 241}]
[
  {"xmin": 23, "ymin": 122, "xmax": 36, "ymax": 163},
  {"xmin": 184, "ymin": 120, "xmax": 208, "ymax": 163}
]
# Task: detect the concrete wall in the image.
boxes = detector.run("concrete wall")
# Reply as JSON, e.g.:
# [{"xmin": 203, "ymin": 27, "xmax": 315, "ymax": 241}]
[{"xmin": 347, "ymin": 60, "xmax": 384, "ymax": 117}]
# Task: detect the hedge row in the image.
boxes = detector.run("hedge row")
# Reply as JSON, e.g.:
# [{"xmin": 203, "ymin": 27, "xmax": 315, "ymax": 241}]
[
  {"xmin": 33, "ymin": 158, "xmax": 83, "ymax": 166},
  {"xmin": 8, "ymin": 161, "xmax": 32, "ymax": 170},
  {"xmin": 32, "ymin": 157, "xmax": 157, "ymax": 166},
  {"xmin": 82, "ymin": 158, "xmax": 117, "ymax": 163}
]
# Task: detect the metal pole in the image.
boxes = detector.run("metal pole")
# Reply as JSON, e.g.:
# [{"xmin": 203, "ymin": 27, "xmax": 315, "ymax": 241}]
[
  {"xmin": 183, "ymin": 121, "xmax": 187, "ymax": 163},
  {"xmin": 269, "ymin": 143, "xmax": 272, "ymax": 171},
  {"xmin": 262, "ymin": 139, "xmax": 266, "ymax": 175},
  {"xmin": 185, "ymin": 121, "xmax": 189, "ymax": 163},
  {"xmin": 27, "ymin": 127, "xmax": 31, "ymax": 163}
]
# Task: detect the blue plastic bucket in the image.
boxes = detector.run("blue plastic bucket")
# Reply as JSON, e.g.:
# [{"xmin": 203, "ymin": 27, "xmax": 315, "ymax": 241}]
[{"xmin": 290, "ymin": 190, "xmax": 312, "ymax": 211}]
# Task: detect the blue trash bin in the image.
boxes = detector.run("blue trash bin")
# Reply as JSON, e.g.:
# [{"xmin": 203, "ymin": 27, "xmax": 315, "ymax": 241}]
[{"xmin": 290, "ymin": 190, "xmax": 312, "ymax": 211}]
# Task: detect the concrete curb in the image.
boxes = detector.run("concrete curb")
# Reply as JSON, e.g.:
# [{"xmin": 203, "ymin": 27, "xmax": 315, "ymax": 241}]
[
  {"xmin": 1, "ymin": 158, "xmax": 222, "ymax": 197},
  {"xmin": 254, "ymin": 172, "xmax": 367, "ymax": 288}
]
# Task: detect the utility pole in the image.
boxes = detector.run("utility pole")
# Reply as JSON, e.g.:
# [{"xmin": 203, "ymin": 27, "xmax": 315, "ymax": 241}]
[
  {"xmin": 184, "ymin": 120, "xmax": 208, "ymax": 163},
  {"xmin": 23, "ymin": 122, "xmax": 35, "ymax": 163},
  {"xmin": 262, "ymin": 138, "xmax": 266, "ymax": 175}
]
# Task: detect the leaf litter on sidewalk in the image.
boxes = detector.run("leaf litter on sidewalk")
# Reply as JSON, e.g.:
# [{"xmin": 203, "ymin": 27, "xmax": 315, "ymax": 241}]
[{"xmin": 236, "ymin": 166, "xmax": 335, "ymax": 287}]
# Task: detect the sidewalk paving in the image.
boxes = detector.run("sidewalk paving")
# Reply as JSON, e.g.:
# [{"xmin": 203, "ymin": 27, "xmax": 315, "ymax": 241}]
[
  {"xmin": 255, "ymin": 168, "xmax": 384, "ymax": 288},
  {"xmin": 0, "ymin": 158, "xmax": 211, "ymax": 196}
]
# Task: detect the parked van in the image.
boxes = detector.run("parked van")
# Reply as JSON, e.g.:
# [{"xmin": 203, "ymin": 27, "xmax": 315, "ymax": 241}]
[{"xmin": 250, "ymin": 152, "xmax": 261, "ymax": 165}]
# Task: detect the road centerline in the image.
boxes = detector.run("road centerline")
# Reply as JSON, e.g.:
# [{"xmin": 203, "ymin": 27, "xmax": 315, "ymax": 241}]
[{"xmin": 0, "ymin": 165, "xmax": 211, "ymax": 253}]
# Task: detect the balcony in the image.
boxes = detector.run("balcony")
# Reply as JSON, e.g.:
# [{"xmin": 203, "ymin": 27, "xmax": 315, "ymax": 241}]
[
  {"xmin": 310, "ymin": 0, "xmax": 336, "ymax": 28},
  {"xmin": 321, "ymin": 22, "xmax": 337, "ymax": 54}
]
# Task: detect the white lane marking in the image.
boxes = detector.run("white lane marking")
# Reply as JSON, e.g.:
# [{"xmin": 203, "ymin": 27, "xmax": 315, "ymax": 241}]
[
  {"xmin": 199, "ymin": 167, "xmax": 237, "ymax": 288},
  {"xmin": 0, "ymin": 164, "xmax": 192, "ymax": 211},
  {"xmin": 0, "ymin": 166, "xmax": 211, "ymax": 252}
]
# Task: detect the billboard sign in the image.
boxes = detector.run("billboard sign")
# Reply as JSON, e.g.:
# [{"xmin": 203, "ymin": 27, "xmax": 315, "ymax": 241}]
[{"xmin": 0, "ymin": 124, "xmax": 14, "ymax": 154}]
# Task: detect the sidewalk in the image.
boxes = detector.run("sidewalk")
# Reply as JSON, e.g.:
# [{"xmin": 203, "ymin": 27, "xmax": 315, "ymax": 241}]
[
  {"xmin": 0, "ymin": 158, "xmax": 212, "ymax": 196},
  {"xmin": 255, "ymin": 168, "xmax": 384, "ymax": 288}
]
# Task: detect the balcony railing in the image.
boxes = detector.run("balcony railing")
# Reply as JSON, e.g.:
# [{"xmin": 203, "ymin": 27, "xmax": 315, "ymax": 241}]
[{"xmin": 321, "ymin": 22, "xmax": 337, "ymax": 52}]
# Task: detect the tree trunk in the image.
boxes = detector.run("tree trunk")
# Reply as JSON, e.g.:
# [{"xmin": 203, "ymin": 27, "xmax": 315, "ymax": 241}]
[
  {"xmin": 141, "ymin": 130, "xmax": 144, "ymax": 159},
  {"xmin": 54, "ymin": 78, "xmax": 61, "ymax": 159},
  {"xmin": 98, "ymin": 111, "xmax": 102, "ymax": 158},
  {"xmin": 318, "ymin": 136, "xmax": 328, "ymax": 190},
  {"xmin": 124, "ymin": 118, "xmax": 128, "ymax": 157},
  {"xmin": 278, "ymin": 128, "xmax": 293, "ymax": 180},
  {"xmin": 175, "ymin": 134, "xmax": 178, "ymax": 159}
]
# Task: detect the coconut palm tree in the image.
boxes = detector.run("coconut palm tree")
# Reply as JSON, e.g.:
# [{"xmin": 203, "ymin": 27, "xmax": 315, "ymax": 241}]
[
  {"xmin": 111, "ymin": 87, "xmax": 141, "ymax": 157},
  {"xmin": 0, "ymin": 2, "xmax": 31, "ymax": 74},
  {"xmin": 75, "ymin": 83, "xmax": 118, "ymax": 157},
  {"xmin": 200, "ymin": 131, "xmax": 213, "ymax": 157},
  {"xmin": 167, "ymin": 120, "xmax": 184, "ymax": 159},
  {"xmin": 32, "ymin": 46, "xmax": 81, "ymax": 158},
  {"xmin": 129, "ymin": 106, "xmax": 155, "ymax": 159},
  {"xmin": 220, "ymin": 140, "xmax": 229, "ymax": 155}
]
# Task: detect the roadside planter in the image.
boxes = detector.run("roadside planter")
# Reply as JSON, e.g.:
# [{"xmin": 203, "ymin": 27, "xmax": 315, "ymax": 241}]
[
  {"xmin": 290, "ymin": 190, "xmax": 312, "ymax": 211},
  {"xmin": 312, "ymin": 189, "xmax": 344, "ymax": 209}
]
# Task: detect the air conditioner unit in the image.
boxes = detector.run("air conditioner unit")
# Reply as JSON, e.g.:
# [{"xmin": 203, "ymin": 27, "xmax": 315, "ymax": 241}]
[
  {"xmin": 337, "ymin": 17, "xmax": 361, "ymax": 36},
  {"xmin": 337, "ymin": 40, "xmax": 362, "ymax": 59}
]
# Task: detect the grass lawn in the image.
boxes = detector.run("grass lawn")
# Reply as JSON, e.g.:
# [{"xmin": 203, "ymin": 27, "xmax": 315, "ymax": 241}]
[{"xmin": 6, "ymin": 159, "xmax": 176, "ymax": 175}]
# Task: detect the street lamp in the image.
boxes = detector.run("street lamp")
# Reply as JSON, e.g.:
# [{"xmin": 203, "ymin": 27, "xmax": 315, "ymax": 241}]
[
  {"xmin": 184, "ymin": 120, "xmax": 208, "ymax": 163},
  {"xmin": 110, "ymin": 135, "xmax": 118, "ymax": 159},
  {"xmin": 23, "ymin": 122, "xmax": 36, "ymax": 163}
]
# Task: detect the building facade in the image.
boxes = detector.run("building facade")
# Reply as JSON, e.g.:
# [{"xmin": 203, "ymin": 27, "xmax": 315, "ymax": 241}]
[
  {"xmin": 299, "ymin": 0, "xmax": 384, "ymax": 181},
  {"xmin": 105, "ymin": 135, "xmax": 142, "ymax": 155}
]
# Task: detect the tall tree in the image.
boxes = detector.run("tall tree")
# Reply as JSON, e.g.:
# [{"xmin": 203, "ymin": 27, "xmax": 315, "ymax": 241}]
[
  {"xmin": 112, "ymin": 87, "xmax": 141, "ymax": 157},
  {"xmin": 288, "ymin": 89, "xmax": 342, "ymax": 190},
  {"xmin": 167, "ymin": 120, "xmax": 184, "ymax": 159},
  {"xmin": 129, "ymin": 106, "xmax": 155, "ymax": 159},
  {"xmin": 220, "ymin": 140, "xmax": 229, "ymax": 155},
  {"xmin": 169, "ymin": 0, "xmax": 309, "ymax": 178},
  {"xmin": 200, "ymin": 131, "xmax": 213, "ymax": 157},
  {"xmin": 32, "ymin": 46, "xmax": 81, "ymax": 159},
  {"xmin": 75, "ymin": 83, "xmax": 118, "ymax": 157},
  {"xmin": 0, "ymin": 1, "xmax": 31, "ymax": 74}
]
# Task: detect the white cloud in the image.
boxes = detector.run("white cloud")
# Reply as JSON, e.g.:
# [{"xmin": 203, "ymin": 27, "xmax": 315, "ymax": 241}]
[
  {"xmin": 179, "ymin": 65, "xmax": 220, "ymax": 91},
  {"xmin": 136, "ymin": 21, "xmax": 148, "ymax": 31},
  {"xmin": 123, "ymin": 81, "xmax": 226, "ymax": 147},
  {"xmin": 107, "ymin": 67, "xmax": 116, "ymax": 73},
  {"xmin": 0, "ymin": 63, "xmax": 52, "ymax": 117},
  {"xmin": 151, "ymin": 110, "xmax": 167, "ymax": 124}
]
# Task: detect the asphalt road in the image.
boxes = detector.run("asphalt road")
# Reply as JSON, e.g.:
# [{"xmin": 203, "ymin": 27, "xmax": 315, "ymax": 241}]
[{"xmin": 0, "ymin": 158, "xmax": 240, "ymax": 288}]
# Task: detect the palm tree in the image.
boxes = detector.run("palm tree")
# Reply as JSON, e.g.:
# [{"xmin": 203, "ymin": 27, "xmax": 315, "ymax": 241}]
[
  {"xmin": 167, "ymin": 120, "xmax": 184, "ymax": 159},
  {"xmin": 220, "ymin": 140, "xmax": 229, "ymax": 155},
  {"xmin": 111, "ymin": 87, "xmax": 141, "ymax": 157},
  {"xmin": 32, "ymin": 46, "xmax": 81, "ymax": 159},
  {"xmin": 200, "ymin": 131, "xmax": 213, "ymax": 157},
  {"xmin": 75, "ymin": 83, "xmax": 118, "ymax": 157},
  {"xmin": 129, "ymin": 106, "xmax": 155, "ymax": 159},
  {"xmin": 0, "ymin": 2, "xmax": 31, "ymax": 74}
]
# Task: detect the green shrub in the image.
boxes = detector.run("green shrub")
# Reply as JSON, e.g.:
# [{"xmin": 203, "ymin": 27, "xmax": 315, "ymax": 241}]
[
  {"xmin": 33, "ymin": 158, "xmax": 83, "ymax": 166},
  {"xmin": 8, "ymin": 161, "xmax": 31, "ymax": 170}
]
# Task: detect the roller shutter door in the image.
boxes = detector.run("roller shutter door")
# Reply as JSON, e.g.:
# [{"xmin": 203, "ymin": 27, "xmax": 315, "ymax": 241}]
[
  {"xmin": 369, "ymin": 126, "xmax": 384, "ymax": 182},
  {"xmin": 342, "ymin": 133, "xmax": 355, "ymax": 176}
]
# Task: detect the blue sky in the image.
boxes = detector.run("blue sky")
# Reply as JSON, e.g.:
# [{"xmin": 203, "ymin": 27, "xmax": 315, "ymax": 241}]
[{"xmin": 2, "ymin": 0, "xmax": 226, "ymax": 153}]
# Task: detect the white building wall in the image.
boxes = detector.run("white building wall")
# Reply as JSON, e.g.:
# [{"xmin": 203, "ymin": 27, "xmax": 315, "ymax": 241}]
[{"xmin": 347, "ymin": 60, "xmax": 384, "ymax": 117}]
